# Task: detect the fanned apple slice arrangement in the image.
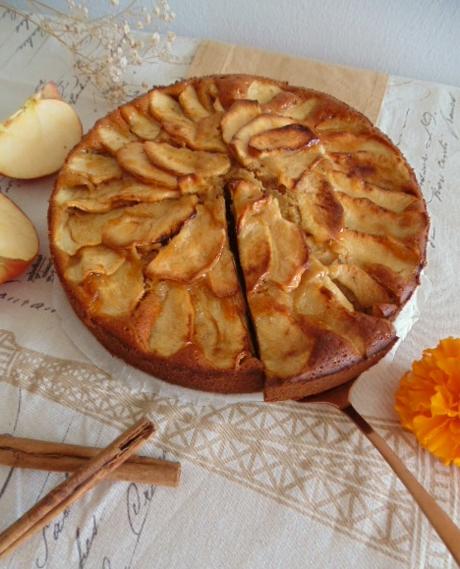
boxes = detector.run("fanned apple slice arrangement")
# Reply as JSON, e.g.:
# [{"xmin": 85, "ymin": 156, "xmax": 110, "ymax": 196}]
[
  {"xmin": 0, "ymin": 83, "xmax": 82, "ymax": 285},
  {"xmin": 49, "ymin": 75, "xmax": 428, "ymax": 401}
]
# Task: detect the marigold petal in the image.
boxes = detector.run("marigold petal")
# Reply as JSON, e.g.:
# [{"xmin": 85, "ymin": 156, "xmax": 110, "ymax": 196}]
[
  {"xmin": 431, "ymin": 386, "xmax": 459, "ymax": 418},
  {"xmin": 437, "ymin": 337, "xmax": 460, "ymax": 359},
  {"xmin": 395, "ymin": 338, "xmax": 460, "ymax": 468},
  {"xmin": 435, "ymin": 356, "xmax": 460, "ymax": 380},
  {"xmin": 413, "ymin": 415, "xmax": 460, "ymax": 465}
]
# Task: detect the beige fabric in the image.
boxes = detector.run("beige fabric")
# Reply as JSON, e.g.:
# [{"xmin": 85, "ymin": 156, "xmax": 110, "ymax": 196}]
[{"xmin": 188, "ymin": 40, "xmax": 388, "ymax": 123}]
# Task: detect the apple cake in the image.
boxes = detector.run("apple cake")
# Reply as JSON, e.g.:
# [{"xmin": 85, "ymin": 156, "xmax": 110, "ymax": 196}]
[{"xmin": 49, "ymin": 74, "xmax": 428, "ymax": 401}]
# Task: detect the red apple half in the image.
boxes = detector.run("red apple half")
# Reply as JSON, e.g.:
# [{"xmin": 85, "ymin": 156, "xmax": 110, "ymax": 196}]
[
  {"xmin": 0, "ymin": 83, "xmax": 83, "ymax": 179},
  {"xmin": 0, "ymin": 193, "xmax": 39, "ymax": 284}
]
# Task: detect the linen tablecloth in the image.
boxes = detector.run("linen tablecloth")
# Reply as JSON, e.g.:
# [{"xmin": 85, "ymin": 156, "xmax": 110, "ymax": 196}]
[{"xmin": 0, "ymin": 7, "xmax": 459, "ymax": 568}]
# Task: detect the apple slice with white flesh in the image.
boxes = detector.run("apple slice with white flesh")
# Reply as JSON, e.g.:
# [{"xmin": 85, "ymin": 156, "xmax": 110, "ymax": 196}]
[
  {"xmin": 0, "ymin": 82, "xmax": 82, "ymax": 179},
  {"xmin": 0, "ymin": 193, "xmax": 39, "ymax": 284}
]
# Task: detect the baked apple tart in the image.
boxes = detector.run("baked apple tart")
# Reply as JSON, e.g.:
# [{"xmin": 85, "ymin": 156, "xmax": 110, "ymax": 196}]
[{"xmin": 49, "ymin": 74, "xmax": 428, "ymax": 401}]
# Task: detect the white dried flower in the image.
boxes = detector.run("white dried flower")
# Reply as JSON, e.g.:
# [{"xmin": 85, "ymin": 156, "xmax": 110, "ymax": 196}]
[{"xmin": 2, "ymin": 0, "xmax": 180, "ymax": 105}]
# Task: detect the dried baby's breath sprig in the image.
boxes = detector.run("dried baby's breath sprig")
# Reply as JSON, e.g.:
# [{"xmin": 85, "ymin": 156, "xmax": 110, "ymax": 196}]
[{"xmin": 0, "ymin": 0, "xmax": 180, "ymax": 104}]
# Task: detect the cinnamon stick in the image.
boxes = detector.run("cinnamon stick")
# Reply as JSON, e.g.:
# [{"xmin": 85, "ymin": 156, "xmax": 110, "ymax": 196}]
[
  {"xmin": 0, "ymin": 417, "xmax": 154, "ymax": 559},
  {"xmin": 0, "ymin": 435, "xmax": 180, "ymax": 487}
]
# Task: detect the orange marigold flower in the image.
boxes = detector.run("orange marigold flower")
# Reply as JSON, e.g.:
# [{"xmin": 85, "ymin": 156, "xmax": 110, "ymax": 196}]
[{"xmin": 395, "ymin": 337, "xmax": 460, "ymax": 467}]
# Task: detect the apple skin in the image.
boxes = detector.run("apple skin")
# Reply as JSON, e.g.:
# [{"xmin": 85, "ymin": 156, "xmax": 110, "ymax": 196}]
[
  {"xmin": 0, "ymin": 193, "xmax": 39, "ymax": 285},
  {"xmin": 0, "ymin": 83, "xmax": 83, "ymax": 180},
  {"xmin": 38, "ymin": 82, "xmax": 61, "ymax": 100},
  {"xmin": 0, "ymin": 256, "xmax": 34, "ymax": 283}
]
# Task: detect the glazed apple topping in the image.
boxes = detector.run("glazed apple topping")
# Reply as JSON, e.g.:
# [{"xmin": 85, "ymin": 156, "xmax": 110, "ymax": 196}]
[{"xmin": 50, "ymin": 75, "xmax": 428, "ymax": 393}]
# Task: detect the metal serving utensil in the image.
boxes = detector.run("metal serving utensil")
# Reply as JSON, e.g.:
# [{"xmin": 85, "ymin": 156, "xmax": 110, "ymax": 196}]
[{"xmin": 302, "ymin": 379, "xmax": 460, "ymax": 564}]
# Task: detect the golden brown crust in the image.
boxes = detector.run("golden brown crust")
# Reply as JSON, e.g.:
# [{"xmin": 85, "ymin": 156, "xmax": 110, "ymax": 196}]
[
  {"xmin": 264, "ymin": 338, "xmax": 398, "ymax": 402},
  {"xmin": 52, "ymin": 251, "xmax": 264, "ymax": 393},
  {"xmin": 49, "ymin": 73, "xmax": 428, "ymax": 401}
]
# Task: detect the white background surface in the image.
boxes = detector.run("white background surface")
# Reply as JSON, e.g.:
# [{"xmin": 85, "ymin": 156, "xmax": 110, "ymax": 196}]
[{"xmin": 18, "ymin": 0, "xmax": 460, "ymax": 87}]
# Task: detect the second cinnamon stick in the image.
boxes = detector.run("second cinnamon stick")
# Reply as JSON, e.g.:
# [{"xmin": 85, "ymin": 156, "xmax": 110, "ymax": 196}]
[
  {"xmin": 0, "ymin": 417, "xmax": 154, "ymax": 559},
  {"xmin": 0, "ymin": 435, "xmax": 180, "ymax": 487}
]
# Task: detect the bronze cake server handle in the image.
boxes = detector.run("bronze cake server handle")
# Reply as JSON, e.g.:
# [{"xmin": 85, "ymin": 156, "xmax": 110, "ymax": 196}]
[{"xmin": 303, "ymin": 380, "xmax": 460, "ymax": 564}]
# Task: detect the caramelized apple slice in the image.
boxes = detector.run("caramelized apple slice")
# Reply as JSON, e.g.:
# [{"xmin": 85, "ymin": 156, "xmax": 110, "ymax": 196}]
[
  {"xmin": 263, "ymin": 92, "xmax": 318, "ymax": 119},
  {"xmin": 66, "ymin": 209, "xmax": 123, "ymax": 253},
  {"xmin": 149, "ymin": 90, "xmax": 196, "ymax": 144},
  {"xmin": 328, "ymin": 262, "xmax": 392, "ymax": 312},
  {"xmin": 239, "ymin": 209, "xmax": 272, "ymax": 291},
  {"xmin": 178, "ymin": 84, "xmax": 210, "ymax": 121},
  {"xmin": 52, "ymin": 210, "xmax": 77, "ymax": 255},
  {"xmin": 178, "ymin": 175, "xmax": 212, "ymax": 196},
  {"xmin": 322, "ymin": 131, "xmax": 396, "ymax": 157},
  {"xmin": 294, "ymin": 275, "xmax": 394, "ymax": 357},
  {"xmin": 363, "ymin": 263, "xmax": 414, "ymax": 305},
  {"xmin": 250, "ymin": 297, "xmax": 312, "ymax": 378},
  {"xmin": 221, "ymin": 100, "xmax": 261, "ymax": 144},
  {"xmin": 248, "ymin": 124, "xmax": 318, "ymax": 156},
  {"xmin": 192, "ymin": 286, "xmax": 248, "ymax": 369},
  {"xmin": 321, "ymin": 133, "xmax": 418, "ymax": 194},
  {"xmin": 315, "ymin": 163, "xmax": 418, "ymax": 213},
  {"xmin": 237, "ymin": 189, "xmax": 308, "ymax": 291},
  {"xmin": 334, "ymin": 229, "xmax": 420, "ymax": 278},
  {"xmin": 273, "ymin": 97, "xmax": 320, "ymax": 121},
  {"xmin": 102, "ymin": 195, "xmax": 197, "ymax": 247},
  {"xmin": 263, "ymin": 196, "xmax": 309, "ymax": 290},
  {"xmin": 314, "ymin": 113, "xmax": 371, "ymax": 134},
  {"xmin": 230, "ymin": 177, "xmax": 264, "ymax": 220},
  {"xmin": 303, "ymin": 99, "xmax": 371, "ymax": 134},
  {"xmin": 193, "ymin": 112, "xmax": 226, "ymax": 152},
  {"xmin": 207, "ymin": 247, "xmax": 239, "ymax": 297},
  {"xmin": 295, "ymin": 171, "xmax": 344, "ymax": 242},
  {"xmin": 195, "ymin": 78, "xmax": 220, "ymax": 111},
  {"xmin": 66, "ymin": 151, "xmax": 122, "ymax": 185},
  {"xmin": 146, "ymin": 201, "xmax": 226, "ymax": 282},
  {"xmin": 216, "ymin": 77, "xmax": 282, "ymax": 105},
  {"xmin": 148, "ymin": 282, "xmax": 194, "ymax": 357},
  {"xmin": 261, "ymin": 144, "xmax": 322, "ymax": 188},
  {"xmin": 65, "ymin": 245, "xmax": 125, "ymax": 283},
  {"xmin": 117, "ymin": 142, "xmax": 178, "ymax": 188},
  {"xmin": 120, "ymin": 104, "xmax": 161, "ymax": 140},
  {"xmin": 214, "ymin": 76, "xmax": 256, "ymax": 107},
  {"xmin": 337, "ymin": 192, "xmax": 427, "ymax": 244},
  {"xmin": 95, "ymin": 114, "xmax": 137, "ymax": 153},
  {"xmin": 301, "ymin": 256, "xmax": 354, "ymax": 311},
  {"xmin": 56, "ymin": 179, "xmax": 178, "ymax": 213},
  {"xmin": 149, "ymin": 89, "xmax": 225, "ymax": 151},
  {"xmin": 246, "ymin": 80, "xmax": 283, "ymax": 104},
  {"xmin": 231, "ymin": 114, "xmax": 295, "ymax": 166},
  {"xmin": 144, "ymin": 141, "xmax": 230, "ymax": 177},
  {"xmin": 87, "ymin": 258, "xmax": 144, "ymax": 317}
]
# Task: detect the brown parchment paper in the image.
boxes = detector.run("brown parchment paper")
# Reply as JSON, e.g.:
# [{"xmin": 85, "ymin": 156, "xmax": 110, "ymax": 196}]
[{"xmin": 188, "ymin": 40, "xmax": 388, "ymax": 123}]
